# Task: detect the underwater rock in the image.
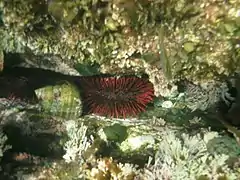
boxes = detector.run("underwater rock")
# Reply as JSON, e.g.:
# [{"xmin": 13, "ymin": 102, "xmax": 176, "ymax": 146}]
[
  {"xmin": 0, "ymin": 76, "xmax": 38, "ymax": 101},
  {"xmin": 120, "ymin": 135, "xmax": 155, "ymax": 152},
  {"xmin": 15, "ymin": 53, "xmax": 82, "ymax": 76},
  {"xmin": 98, "ymin": 123, "xmax": 128, "ymax": 143},
  {"xmin": 178, "ymin": 80, "xmax": 228, "ymax": 111},
  {"xmin": 35, "ymin": 81, "xmax": 82, "ymax": 119},
  {"xmin": 221, "ymin": 77, "xmax": 240, "ymax": 127}
]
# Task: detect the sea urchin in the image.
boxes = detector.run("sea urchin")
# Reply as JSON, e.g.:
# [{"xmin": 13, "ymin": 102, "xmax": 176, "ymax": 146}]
[{"xmin": 78, "ymin": 76, "xmax": 154, "ymax": 118}]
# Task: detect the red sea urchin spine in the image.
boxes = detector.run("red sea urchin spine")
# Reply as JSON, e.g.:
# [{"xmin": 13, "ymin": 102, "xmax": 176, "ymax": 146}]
[{"xmin": 78, "ymin": 76, "xmax": 154, "ymax": 118}]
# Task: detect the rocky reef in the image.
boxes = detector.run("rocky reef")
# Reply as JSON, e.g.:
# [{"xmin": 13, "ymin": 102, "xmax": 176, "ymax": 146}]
[{"xmin": 0, "ymin": 0, "xmax": 240, "ymax": 179}]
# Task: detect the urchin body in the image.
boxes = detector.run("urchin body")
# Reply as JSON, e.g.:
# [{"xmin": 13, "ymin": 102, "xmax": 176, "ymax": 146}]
[{"xmin": 79, "ymin": 76, "xmax": 154, "ymax": 118}]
